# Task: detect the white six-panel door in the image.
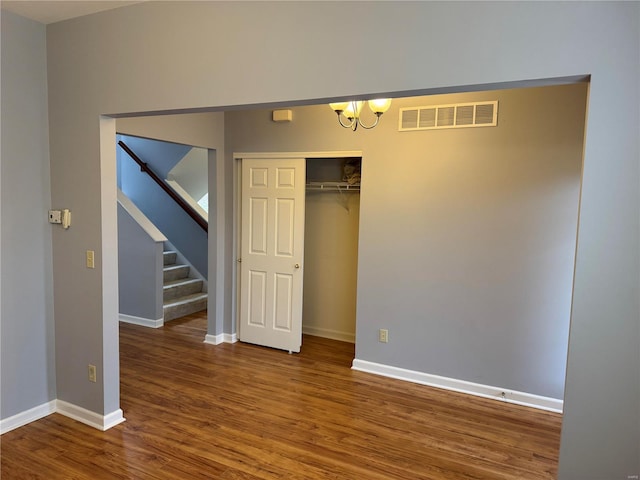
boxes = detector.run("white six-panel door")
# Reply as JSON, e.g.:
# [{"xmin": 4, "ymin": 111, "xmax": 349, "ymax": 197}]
[{"xmin": 239, "ymin": 158, "xmax": 306, "ymax": 352}]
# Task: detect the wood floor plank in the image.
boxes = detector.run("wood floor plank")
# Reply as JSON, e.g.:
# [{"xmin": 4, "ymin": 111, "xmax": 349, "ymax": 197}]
[{"xmin": 1, "ymin": 312, "xmax": 562, "ymax": 479}]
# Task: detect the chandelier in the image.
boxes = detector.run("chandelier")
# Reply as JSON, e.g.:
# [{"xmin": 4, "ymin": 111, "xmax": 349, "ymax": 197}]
[{"xmin": 329, "ymin": 99, "xmax": 392, "ymax": 131}]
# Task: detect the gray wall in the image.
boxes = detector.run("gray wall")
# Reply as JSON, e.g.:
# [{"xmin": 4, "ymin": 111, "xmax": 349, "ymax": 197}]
[
  {"xmin": 40, "ymin": 2, "xmax": 639, "ymax": 478},
  {"xmin": 226, "ymin": 85, "xmax": 585, "ymax": 400},
  {"xmin": 117, "ymin": 134, "xmax": 208, "ymax": 278},
  {"xmin": 0, "ymin": 11, "xmax": 56, "ymax": 419},
  {"xmin": 117, "ymin": 204, "xmax": 164, "ymax": 321}
]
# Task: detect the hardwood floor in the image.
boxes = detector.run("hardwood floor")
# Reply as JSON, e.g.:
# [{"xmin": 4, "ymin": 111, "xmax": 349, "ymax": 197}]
[{"xmin": 1, "ymin": 312, "xmax": 562, "ymax": 479}]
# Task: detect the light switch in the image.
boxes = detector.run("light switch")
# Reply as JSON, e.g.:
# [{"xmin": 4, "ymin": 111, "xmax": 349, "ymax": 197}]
[{"xmin": 86, "ymin": 250, "xmax": 95, "ymax": 269}]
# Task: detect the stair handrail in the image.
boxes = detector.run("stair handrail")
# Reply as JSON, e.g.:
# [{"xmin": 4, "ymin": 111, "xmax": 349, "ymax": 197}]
[{"xmin": 118, "ymin": 140, "xmax": 208, "ymax": 233}]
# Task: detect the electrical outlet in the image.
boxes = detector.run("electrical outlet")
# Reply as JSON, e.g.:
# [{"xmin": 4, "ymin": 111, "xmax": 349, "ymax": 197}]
[
  {"xmin": 379, "ymin": 328, "xmax": 389, "ymax": 343},
  {"xmin": 88, "ymin": 364, "xmax": 97, "ymax": 383},
  {"xmin": 86, "ymin": 250, "xmax": 95, "ymax": 269}
]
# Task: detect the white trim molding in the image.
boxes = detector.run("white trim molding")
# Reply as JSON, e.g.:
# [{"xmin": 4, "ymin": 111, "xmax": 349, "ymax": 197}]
[
  {"xmin": 165, "ymin": 179, "xmax": 208, "ymax": 221},
  {"xmin": 234, "ymin": 150, "xmax": 363, "ymax": 160},
  {"xmin": 0, "ymin": 400, "xmax": 56, "ymax": 434},
  {"xmin": 119, "ymin": 313, "xmax": 163, "ymax": 329},
  {"xmin": 303, "ymin": 326, "xmax": 355, "ymax": 344},
  {"xmin": 351, "ymin": 359, "xmax": 563, "ymax": 413},
  {"xmin": 117, "ymin": 189, "xmax": 167, "ymax": 242},
  {"xmin": 1, "ymin": 400, "xmax": 126, "ymax": 434},
  {"xmin": 56, "ymin": 400, "xmax": 126, "ymax": 431},
  {"xmin": 204, "ymin": 333, "xmax": 238, "ymax": 345}
]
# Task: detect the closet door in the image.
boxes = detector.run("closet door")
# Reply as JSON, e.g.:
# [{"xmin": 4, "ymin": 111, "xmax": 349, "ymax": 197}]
[{"xmin": 239, "ymin": 158, "xmax": 306, "ymax": 353}]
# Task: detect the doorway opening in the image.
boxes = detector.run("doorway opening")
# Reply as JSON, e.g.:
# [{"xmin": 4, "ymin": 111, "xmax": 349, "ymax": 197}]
[
  {"xmin": 99, "ymin": 82, "xmax": 589, "ymax": 478},
  {"xmin": 107, "ymin": 82, "xmax": 587, "ymax": 437},
  {"xmin": 116, "ymin": 133, "xmax": 210, "ymax": 329},
  {"xmin": 233, "ymin": 153, "xmax": 362, "ymax": 356}
]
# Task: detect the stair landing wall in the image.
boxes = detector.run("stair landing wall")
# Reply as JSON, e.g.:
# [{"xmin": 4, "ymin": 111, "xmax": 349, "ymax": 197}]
[{"xmin": 117, "ymin": 203, "xmax": 165, "ymax": 322}]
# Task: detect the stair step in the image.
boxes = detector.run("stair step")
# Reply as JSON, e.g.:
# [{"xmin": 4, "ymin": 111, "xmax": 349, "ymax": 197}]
[
  {"xmin": 163, "ymin": 250, "xmax": 177, "ymax": 266},
  {"xmin": 163, "ymin": 293, "xmax": 208, "ymax": 322},
  {"xmin": 163, "ymin": 264, "xmax": 190, "ymax": 282},
  {"xmin": 163, "ymin": 278, "xmax": 204, "ymax": 301}
]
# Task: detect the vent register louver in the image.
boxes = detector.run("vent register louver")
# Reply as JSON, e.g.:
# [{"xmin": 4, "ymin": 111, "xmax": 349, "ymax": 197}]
[{"xmin": 399, "ymin": 101, "xmax": 498, "ymax": 131}]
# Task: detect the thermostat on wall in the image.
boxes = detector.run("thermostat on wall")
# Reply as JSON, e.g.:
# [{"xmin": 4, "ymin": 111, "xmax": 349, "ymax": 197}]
[
  {"xmin": 48, "ymin": 209, "xmax": 71, "ymax": 229},
  {"xmin": 49, "ymin": 209, "xmax": 62, "ymax": 224}
]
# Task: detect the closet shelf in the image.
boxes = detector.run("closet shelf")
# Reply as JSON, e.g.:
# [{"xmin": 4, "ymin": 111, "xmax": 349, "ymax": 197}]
[{"xmin": 306, "ymin": 181, "xmax": 360, "ymax": 192}]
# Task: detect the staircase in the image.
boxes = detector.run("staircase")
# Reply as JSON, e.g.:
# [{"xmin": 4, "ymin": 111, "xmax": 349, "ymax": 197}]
[{"xmin": 163, "ymin": 250, "xmax": 207, "ymax": 321}]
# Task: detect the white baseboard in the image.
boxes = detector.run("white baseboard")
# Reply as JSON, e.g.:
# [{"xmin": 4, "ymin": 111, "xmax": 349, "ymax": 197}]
[
  {"xmin": 204, "ymin": 332, "xmax": 238, "ymax": 345},
  {"xmin": 351, "ymin": 359, "xmax": 563, "ymax": 413},
  {"xmin": 204, "ymin": 333, "xmax": 222, "ymax": 345},
  {"xmin": 1, "ymin": 400, "xmax": 125, "ymax": 435},
  {"xmin": 119, "ymin": 313, "xmax": 163, "ymax": 328},
  {"xmin": 0, "ymin": 400, "xmax": 56, "ymax": 434},
  {"xmin": 303, "ymin": 325, "xmax": 355, "ymax": 343},
  {"xmin": 56, "ymin": 400, "xmax": 126, "ymax": 431}
]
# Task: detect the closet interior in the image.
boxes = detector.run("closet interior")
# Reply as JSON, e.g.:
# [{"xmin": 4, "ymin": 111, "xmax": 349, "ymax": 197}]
[{"xmin": 302, "ymin": 157, "xmax": 361, "ymax": 344}]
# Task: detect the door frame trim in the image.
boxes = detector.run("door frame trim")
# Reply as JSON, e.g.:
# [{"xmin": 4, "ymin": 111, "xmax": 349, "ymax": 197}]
[{"xmin": 232, "ymin": 151, "xmax": 363, "ymax": 340}]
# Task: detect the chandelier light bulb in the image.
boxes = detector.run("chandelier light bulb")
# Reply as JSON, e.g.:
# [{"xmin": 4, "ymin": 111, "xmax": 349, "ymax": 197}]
[
  {"xmin": 368, "ymin": 98, "xmax": 392, "ymax": 114},
  {"xmin": 329, "ymin": 102, "xmax": 349, "ymax": 113}
]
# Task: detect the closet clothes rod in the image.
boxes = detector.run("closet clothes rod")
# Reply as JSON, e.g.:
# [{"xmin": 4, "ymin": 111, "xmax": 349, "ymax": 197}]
[{"xmin": 305, "ymin": 182, "xmax": 360, "ymax": 192}]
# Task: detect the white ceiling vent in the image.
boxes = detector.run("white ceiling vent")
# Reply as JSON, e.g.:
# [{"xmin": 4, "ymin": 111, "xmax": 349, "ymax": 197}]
[{"xmin": 399, "ymin": 101, "xmax": 498, "ymax": 132}]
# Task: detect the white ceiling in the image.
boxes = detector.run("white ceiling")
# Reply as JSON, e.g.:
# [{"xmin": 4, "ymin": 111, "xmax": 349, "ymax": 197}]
[{"xmin": 1, "ymin": 1, "xmax": 145, "ymax": 24}]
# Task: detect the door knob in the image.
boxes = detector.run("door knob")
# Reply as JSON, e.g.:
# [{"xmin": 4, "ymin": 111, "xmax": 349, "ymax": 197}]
[{"xmin": 294, "ymin": 263, "xmax": 300, "ymax": 269}]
